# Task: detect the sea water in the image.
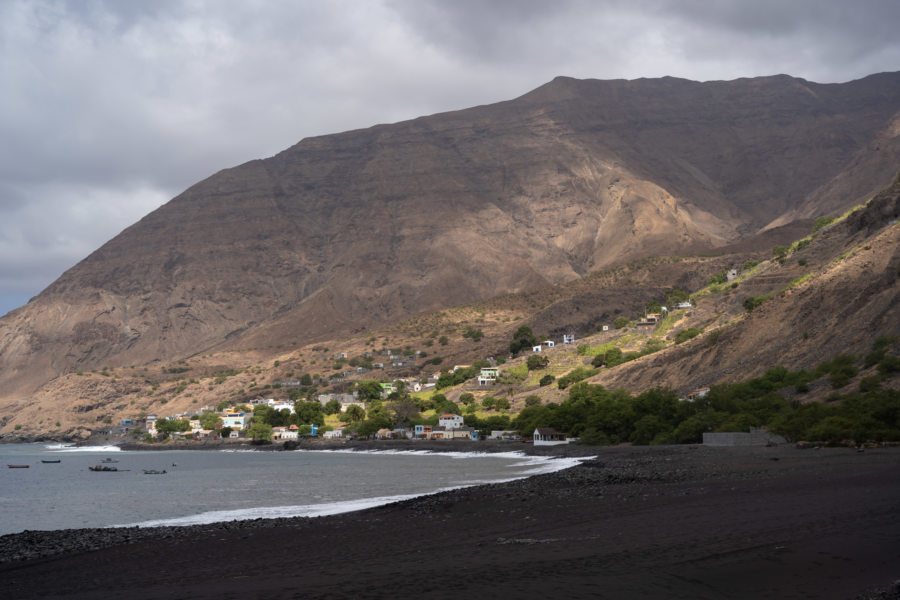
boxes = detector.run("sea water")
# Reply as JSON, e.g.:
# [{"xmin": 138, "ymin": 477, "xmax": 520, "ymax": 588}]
[{"xmin": 0, "ymin": 443, "xmax": 585, "ymax": 535}]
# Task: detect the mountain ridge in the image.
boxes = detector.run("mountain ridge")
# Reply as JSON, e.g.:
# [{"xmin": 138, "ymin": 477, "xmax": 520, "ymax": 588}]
[{"xmin": 1, "ymin": 72, "xmax": 899, "ymax": 406}]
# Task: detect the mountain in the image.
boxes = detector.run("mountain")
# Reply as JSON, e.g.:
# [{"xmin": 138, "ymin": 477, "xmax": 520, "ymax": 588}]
[{"xmin": 1, "ymin": 72, "xmax": 899, "ymax": 406}]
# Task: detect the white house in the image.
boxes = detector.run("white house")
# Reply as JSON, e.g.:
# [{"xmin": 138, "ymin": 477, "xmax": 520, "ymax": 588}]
[
  {"xmin": 439, "ymin": 414, "xmax": 464, "ymax": 430},
  {"xmin": 478, "ymin": 367, "xmax": 499, "ymax": 386},
  {"xmin": 272, "ymin": 425, "xmax": 299, "ymax": 440},
  {"xmin": 533, "ymin": 427, "xmax": 569, "ymax": 446},
  {"xmin": 563, "ymin": 334, "xmax": 576, "ymax": 344},
  {"xmin": 532, "ymin": 345, "xmax": 542, "ymax": 353},
  {"xmin": 543, "ymin": 340, "xmax": 555, "ymax": 348},
  {"xmin": 323, "ymin": 429, "xmax": 344, "ymax": 439},
  {"xmin": 601, "ymin": 325, "xmax": 610, "ymax": 332},
  {"xmin": 268, "ymin": 399, "xmax": 295, "ymax": 413}
]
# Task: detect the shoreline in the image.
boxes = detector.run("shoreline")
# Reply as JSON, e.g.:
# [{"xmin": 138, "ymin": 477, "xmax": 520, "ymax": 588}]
[{"xmin": 2, "ymin": 444, "xmax": 899, "ymax": 599}]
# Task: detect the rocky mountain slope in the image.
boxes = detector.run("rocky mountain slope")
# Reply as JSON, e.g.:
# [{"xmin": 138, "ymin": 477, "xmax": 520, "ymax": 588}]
[{"xmin": 1, "ymin": 72, "xmax": 899, "ymax": 407}]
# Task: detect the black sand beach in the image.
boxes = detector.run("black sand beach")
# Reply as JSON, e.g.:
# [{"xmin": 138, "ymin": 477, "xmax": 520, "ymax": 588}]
[{"xmin": 1, "ymin": 443, "xmax": 898, "ymax": 599}]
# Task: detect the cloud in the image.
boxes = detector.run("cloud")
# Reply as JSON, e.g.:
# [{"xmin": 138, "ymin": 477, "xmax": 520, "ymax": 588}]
[{"xmin": 1, "ymin": 0, "xmax": 899, "ymax": 315}]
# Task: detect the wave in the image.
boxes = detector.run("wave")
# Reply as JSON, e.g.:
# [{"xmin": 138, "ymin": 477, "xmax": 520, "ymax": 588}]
[
  {"xmin": 117, "ymin": 489, "xmax": 458, "ymax": 528},
  {"xmin": 44, "ymin": 443, "xmax": 123, "ymax": 453}
]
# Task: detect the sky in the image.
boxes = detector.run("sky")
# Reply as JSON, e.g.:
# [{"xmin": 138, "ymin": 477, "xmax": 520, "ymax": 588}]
[{"xmin": 1, "ymin": 0, "xmax": 899, "ymax": 316}]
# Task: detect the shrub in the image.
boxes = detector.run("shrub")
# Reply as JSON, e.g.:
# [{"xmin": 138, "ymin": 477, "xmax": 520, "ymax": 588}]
[
  {"xmin": 613, "ymin": 316, "xmax": 630, "ymax": 329},
  {"xmin": 524, "ymin": 395, "xmax": 542, "ymax": 407},
  {"xmin": 674, "ymin": 328, "xmax": 702, "ymax": 344},
  {"xmin": 557, "ymin": 367, "xmax": 599, "ymax": 389},
  {"xmin": 743, "ymin": 295, "xmax": 770, "ymax": 312},
  {"xmin": 604, "ymin": 347, "xmax": 624, "ymax": 368},
  {"xmin": 539, "ymin": 374, "xmax": 556, "ymax": 387},
  {"xmin": 812, "ymin": 216, "xmax": 835, "ymax": 232},
  {"xmin": 526, "ymin": 355, "xmax": 550, "ymax": 370},
  {"xmin": 462, "ymin": 327, "xmax": 484, "ymax": 342}
]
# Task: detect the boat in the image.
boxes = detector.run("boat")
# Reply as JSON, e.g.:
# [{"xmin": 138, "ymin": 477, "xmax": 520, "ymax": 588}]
[
  {"xmin": 89, "ymin": 465, "xmax": 122, "ymax": 472},
  {"xmin": 100, "ymin": 458, "xmax": 119, "ymax": 463},
  {"xmin": 41, "ymin": 459, "xmax": 61, "ymax": 463},
  {"xmin": 142, "ymin": 469, "xmax": 167, "ymax": 475},
  {"xmin": 8, "ymin": 464, "xmax": 30, "ymax": 468}
]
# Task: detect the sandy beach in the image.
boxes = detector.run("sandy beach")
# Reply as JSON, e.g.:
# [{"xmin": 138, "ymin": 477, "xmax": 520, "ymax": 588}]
[{"xmin": 1, "ymin": 443, "xmax": 898, "ymax": 599}]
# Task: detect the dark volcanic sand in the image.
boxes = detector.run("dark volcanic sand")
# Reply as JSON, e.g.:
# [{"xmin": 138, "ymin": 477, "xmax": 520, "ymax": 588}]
[{"xmin": 1, "ymin": 444, "xmax": 898, "ymax": 599}]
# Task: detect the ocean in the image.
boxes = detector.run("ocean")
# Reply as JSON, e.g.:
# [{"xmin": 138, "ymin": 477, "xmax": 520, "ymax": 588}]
[{"xmin": 0, "ymin": 443, "xmax": 584, "ymax": 535}]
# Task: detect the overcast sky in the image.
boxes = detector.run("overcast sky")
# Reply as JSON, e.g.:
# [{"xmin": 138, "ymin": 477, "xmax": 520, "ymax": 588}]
[{"xmin": 1, "ymin": 0, "xmax": 899, "ymax": 316}]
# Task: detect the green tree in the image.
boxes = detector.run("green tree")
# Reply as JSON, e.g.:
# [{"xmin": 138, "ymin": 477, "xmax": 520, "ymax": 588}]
[
  {"xmin": 323, "ymin": 399, "xmax": 342, "ymax": 415},
  {"xmin": 155, "ymin": 418, "xmax": 191, "ymax": 434},
  {"xmin": 388, "ymin": 399, "xmax": 421, "ymax": 427},
  {"xmin": 526, "ymin": 354, "xmax": 550, "ymax": 370},
  {"xmin": 665, "ymin": 289, "xmax": 690, "ymax": 305},
  {"xmin": 459, "ymin": 392, "xmax": 476, "ymax": 406},
  {"xmin": 509, "ymin": 325, "xmax": 538, "ymax": 355},
  {"xmin": 604, "ymin": 347, "xmax": 624, "ymax": 367},
  {"xmin": 295, "ymin": 401, "xmax": 325, "ymax": 426},
  {"xmin": 525, "ymin": 395, "xmax": 542, "ymax": 407},
  {"xmin": 198, "ymin": 411, "xmax": 222, "ymax": 431},
  {"xmin": 613, "ymin": 316, "xmax": 630, "ymax": 329},
  {"xmin": 247, "ymin": 422, "xmax": 273, "ymax": 441},
  {"xmin": 356, "ymin": 380, "xmax": 385, "ymax": 402},
  {"xmin": 339, "ymin": 404, "xmax": 366, "ymax": 423}
]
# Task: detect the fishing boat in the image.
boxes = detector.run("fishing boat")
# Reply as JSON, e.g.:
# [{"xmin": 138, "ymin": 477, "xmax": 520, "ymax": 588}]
[
  {"xmin": 41, "ymin": 459, "xmax": 61, "ymax": 463},
  {"xmin": 89, "ymin": 465, "xmax": 122, "ymax": 472},
  {"xmin": 142, "ymin": 469, "xmax": 167, "ymax": 475},
  {"xmin": 7, "ymin": 464, "xmax": 30, "ymax": 468}
]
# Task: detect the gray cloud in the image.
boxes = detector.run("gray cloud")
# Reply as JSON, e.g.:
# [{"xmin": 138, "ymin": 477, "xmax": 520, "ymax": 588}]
[{"xmin": 1, "ymin": 0, "xmax": 899, "ymax": 315}]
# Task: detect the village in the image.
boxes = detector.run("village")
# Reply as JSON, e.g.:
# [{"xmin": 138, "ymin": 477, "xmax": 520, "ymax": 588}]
[{"xmin": 114, "ymin": 294, "xmax": 734, "ymax": 449}]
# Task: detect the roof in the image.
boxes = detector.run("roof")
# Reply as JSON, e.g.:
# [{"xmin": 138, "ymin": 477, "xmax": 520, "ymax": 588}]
[
  {"xmin": 535, "ymin": 427, "xmax": 564, "ymax": 435},
  {"xmin": 440, "ymin": 414, "xmax": 461, "ymax": 419}
]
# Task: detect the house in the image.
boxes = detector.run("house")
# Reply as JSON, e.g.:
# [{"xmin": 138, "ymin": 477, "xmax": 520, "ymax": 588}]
[
  {"xmin": 601, "ymin": 325, "xmax": 609, "ymax": 332},
  {"xmin": 439, "ymin": 414, "xmax": 464, "ymax": 429},
  {"xmin": 228, "ymin": 430, "xmax": 240, "ymax": 439},
  {"xmin": 333, "ymin": 352, "xmax": 348, "ymax": 360},
  {"xmin": 532, "ymin": 345, "xmax": 542, "ymax": 353},
  {"xmin": 478, "ymin": 367, "xmax": 499, "ymax": 386},
  {"xmin": 414, "ymin": 424, "xmax": 433, "ymax": 439},
  {"xmin": 272, "ymin": 426, "xmax": 299, "ymax": 441},
  {"xmin": 267, "ymin": 399, "xmax": 295, "ymax": 413},
  {"xmin": 323, "ymin": 429, "xmax": 343, "ymax": 439},
  {"xmin": 726, "ymin": 268, "xmax": 739, "ymax": 282},
  {"xmin": 685, "ymin": 387, "xmax": 710, "ymax": 402},
  {"xmin": 120, "ymin": 419, "xmax": 133, "ymax": 426},
  {"xmin": 222, "ymin": 411, "xmax": 249, "ymax": 431},
  {"xmin": 563, "ymin": 334, "xmax": 575, "ymax": 344},
  {"xmin": 645, "ymin": 313, "xmax": 661, "ymax": 323},
  {"xmin": 489, "ymin": 430, "xmax": 521, "ymax": 441},
  {"xmin": 675, "ymin": 301, "xmax": 693, "ymax": 310},
  {"xmin": 430, "ymin": 426, "xmax": 447, "ymax": 440},
  {"xmin": 533, "ymin": 427, "xmax": 569, "ymax": 446},
  {"xmin": 446, "ymin": 426, "xmax": 479, "ymax": 440}
]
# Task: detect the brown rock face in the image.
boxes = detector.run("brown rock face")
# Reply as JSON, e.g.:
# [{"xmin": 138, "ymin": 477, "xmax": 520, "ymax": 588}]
[{"xmin": 1, "ymin": 73, "xmax": 899, "ymax": 399}]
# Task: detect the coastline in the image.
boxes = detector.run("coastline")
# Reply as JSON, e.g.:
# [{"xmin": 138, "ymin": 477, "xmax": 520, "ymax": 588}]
[
  {"xmin": 113, "ymin": 437, "xmax": 603, "ymax": 457},
  {"xmin": 2, "ymin": 444, "xmax": 899, "ymax": 599}
]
